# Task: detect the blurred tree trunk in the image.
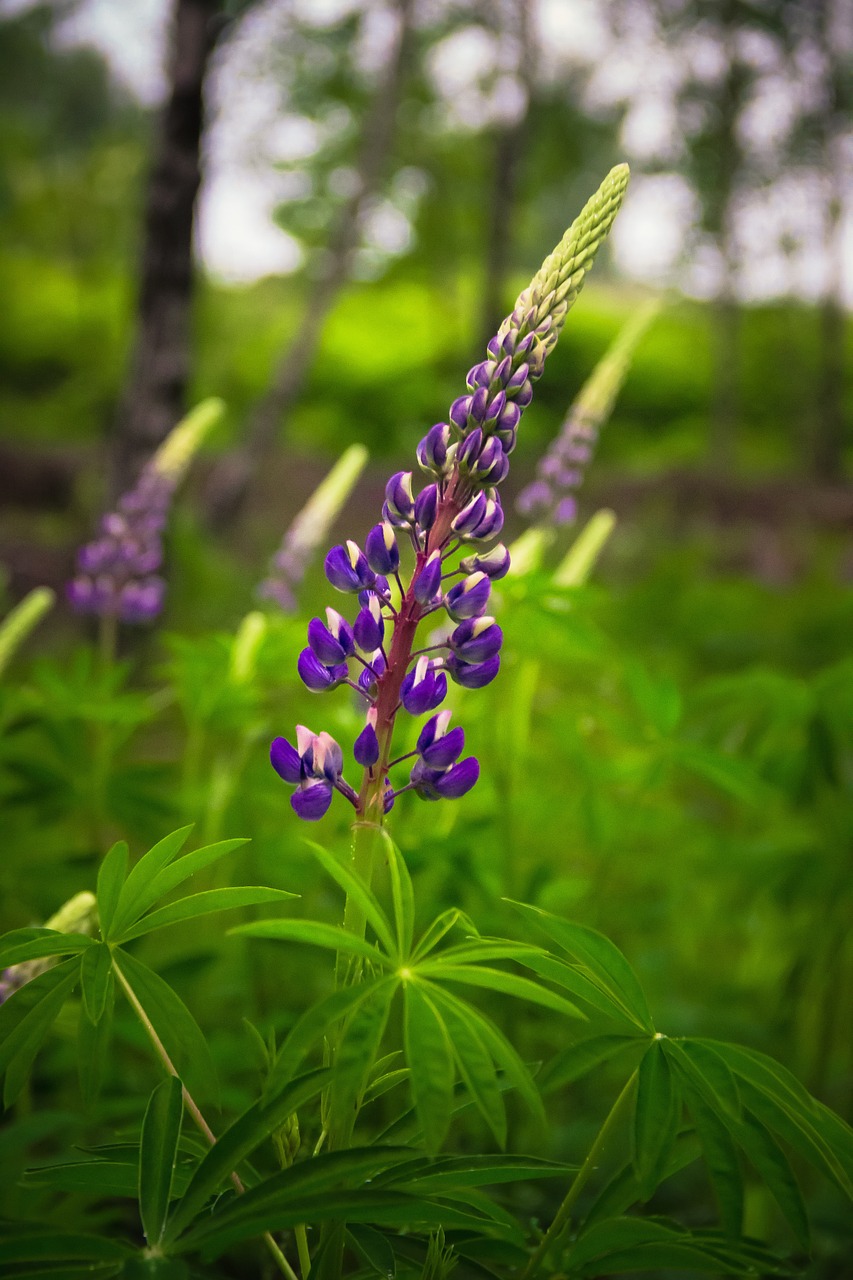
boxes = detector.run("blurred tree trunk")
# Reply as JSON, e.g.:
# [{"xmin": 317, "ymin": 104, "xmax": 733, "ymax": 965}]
[
  {"xmin": 203, "ymin": 0, "xmax": 415, "ymax": 531},
  {"xmin": 811, "ymin": 0, "xmax": 849, "ymax": 482},
  {"xmin": 477, "ymin": 2, "xmax": 535, "ymax": 350},
  {"xmin": 111, "ymin": 0, "xmax": 223, "ymax": 497}
]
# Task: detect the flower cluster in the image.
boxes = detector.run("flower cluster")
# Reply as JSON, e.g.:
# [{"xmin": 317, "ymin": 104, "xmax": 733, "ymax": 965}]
[
  {"xmin": 517, "ymin": 299, "xmax": 658, "ymax": 527},
  {"xmin": 68, "ymin": 399, "xmax": 222, "ymax": 624},
  {"xmin": 271, "ymin": 166, "xmax": 629, "ymax": 823}
]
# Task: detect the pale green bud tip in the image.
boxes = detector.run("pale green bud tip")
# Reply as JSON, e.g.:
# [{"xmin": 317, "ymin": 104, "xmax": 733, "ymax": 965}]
[
  {"xmin": 152, "ymin": 397, "xmax": 225, "ymax": 481},
  {"xmin": 230, "ymin": 611, "xmax": 268, "ymax": 684},
  {"xmin": 517, "ymin": 163, "xmax": 631, "ymax": 338},
  {"xmin": 0, "ymin": 586, "xmax": 55, "ymax": 677},
  {"xmin": 45, "ymin": 891, "xmax": 98, "ymax": 936},
  {"xmin": 575, "ymin": 296, "xmax": 660, "ymax": 423}
]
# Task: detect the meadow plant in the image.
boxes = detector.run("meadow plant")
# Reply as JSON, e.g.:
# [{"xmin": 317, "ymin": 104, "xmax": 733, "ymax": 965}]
[{"xmin": 2, "ymin": 168, "xmax": 852, "ymax": 1280}]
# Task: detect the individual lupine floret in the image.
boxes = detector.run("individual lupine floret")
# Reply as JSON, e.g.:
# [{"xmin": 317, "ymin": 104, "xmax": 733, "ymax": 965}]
[
  {"xmin": 516, "ymin": 299, "xmax": 659, "ymax": 527},
  {"xmin": 270, "ymin": 726, "xmax": 357, "ymax": 820},
  {"xmin": 271, "ymin": 166, "xmax": 629, "ymax": 823},
  {"xmin": 68, "ymin": 399, "xmax": 222, "ymax": 625}
]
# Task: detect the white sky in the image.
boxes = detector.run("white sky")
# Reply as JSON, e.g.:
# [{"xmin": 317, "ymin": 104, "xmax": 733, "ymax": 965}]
[{"xmin": 5, "ymin": 0, "xmax": 852, "ymax": 303}]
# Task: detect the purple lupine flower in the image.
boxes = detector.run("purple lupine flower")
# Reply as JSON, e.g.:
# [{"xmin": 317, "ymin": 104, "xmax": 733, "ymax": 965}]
[
  {"xmin": 68, "ymin": 399, "xmax": 222, "ymax": 625},
  {"xmin": 271, "ymin": 726, "xmax": 355, "ymax": 820},
  {"xmin": 270, "ymin": 166, "xmax": 629, "ymax": 822},
  {"xmin": 516, "ymin": 298, "xmax": 659, "ymax": 529}
]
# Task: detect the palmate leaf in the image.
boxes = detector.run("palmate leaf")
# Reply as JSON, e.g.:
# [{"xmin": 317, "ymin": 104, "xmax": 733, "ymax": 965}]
[
  {"xmin": 23, "ymin": 1157, "xmax": 190, "ymax": 1199},
  {"xmin": 140, "ymin": 1076, "xmax": 184, "ymax": 1248},
  {"xmin": 111, "ymin": 951, "xmax": 217, "ymax": 1101},
  {"xmin": 347, "ymin": 1224, "xmax": 397, "ymax": 1279},
  {"xmin": 517, "ymin": 950, "xmax": 645, "ymax": 1027},
  {"xmin": 427, "ymin": 985, "xmax": 546, "ymax": 1130},
  {"xmin": 96, "ymin": 840, "xmax": 128, "ymax": 938},
  {"xmin": 0, "ymin": 958, "xmax": 80, "ymax": 1108},
  {"xmin": 705, "ymin": 1038, "xmax": 853, "ymax": 1198},
  {"xmin": 583, "ymin": 1132, "xmax": 703, "ymax": 1230},
  {"xmin": 0, "ymin": 1231, "xmax": 133, "ymax": 1265},
  {"xmin": 77, "ymin": 977, "xmax": 115, "ymax": 1104},
  {"xmin": 384, "ymin": 835, "xmax": 415, "ymax": 959},
  {"xmin": 264, "ymin": 977, "xmax": 395, "ymax": 1100},
  {"xmin": 181, "ymin": 1185, "xmax": 512, "ymax": 1262},
  {"xmin": 633, "ymin": 1040, "xmax": 681, "ymax": 1200},
  {"xmin": 376, "ymin": 1153, "xmax": 577, "ymax": 1192},
  {"xmin": 329, "ymin": 978, "xmax": 396, "ymax": 1126},
  {"xmin": 728, "ymin": 1109, "xmax": 810, "ymax": 1250},
  {"xmin": 0, "ymin": 928, "xmax": 97, "ymax": 970},
  {"xmin": 304, "ymin": 839, "xmax": 396, "ymax": 957},
  {"xmin": 80, "ymin": 943, "xmax": 113, "ymax": 1024},
  {"xmin": 0, "ymin": 1265, "xmax": 123, "ymax": 1280},
  {"xmin": 506, "ymin": 902, "xmax": 654, "ymax": 1032},
  {"xmin": 431, "ymin": 987, "xmax": 507, "ymax": 1149},
  {"xmin": 565, "ymin": 1216, "xmax": 793, "ymax": 1276},
  {"xmin": 231, "ymin": 919, "xmax": 388, "ymax": 966},
  {"xmin": 539, "ymin": 1034, "xmax": 644, "ymax": 1093},
  {"xmin": 411, "ymin": 908, "xmax": 479, "ymax": 963},
  {"xmin": 119, "ymin": 887, "xmax": 296, "ymax": 942},
  {"xmin": 164, "ymin": 1068, "xmax": 331, "ymax": 1243},
  {"xmin": 109, "ymin": 832, "xmax": 249, "ymax": 940},
  {"xmin": 681, "ymin": 1079, "xmax": 745, "ymax": 1237},
  {"xmin": 419, "ymin": 962, "xmax": 586, "ymax": 1021},
  {"xmin": 404, "ymin": 981, "xmax": 455, "ymax": 1155}
]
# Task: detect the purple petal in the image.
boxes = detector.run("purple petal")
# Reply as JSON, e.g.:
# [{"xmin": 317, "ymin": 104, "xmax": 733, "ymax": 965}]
[
  {"xmin": 434, "ymin": 756, "xmax": 479, "ymax": 799},
  {"xmin": 291, "ymin": 780, "xmax": 333, "ymax": 821},
  {"xmin": 270, "ymin": 736, "xmax": 303, "ymax": 784}
]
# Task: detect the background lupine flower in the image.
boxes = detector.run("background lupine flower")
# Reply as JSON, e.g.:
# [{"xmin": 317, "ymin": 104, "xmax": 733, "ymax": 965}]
[
  {"xmin": 259, "ymin": 444, "xmax": 367, "ymax": 612},
  {"xmin": 0, "ymin": 891, "xmax": 97, "ymax": 1004},
  {"xmin": 68, "ymin": 399, "xmax": 223, "ymax": 624},
  {"xmin": 270, "ymin": 166, "xmax": 629, "ymax": 825},
  {"xmin": 516, "ymin": 299, "xmax": 659, "ymax": 527}
]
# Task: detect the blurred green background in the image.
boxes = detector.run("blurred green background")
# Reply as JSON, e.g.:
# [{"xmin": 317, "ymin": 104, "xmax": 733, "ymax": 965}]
[{"xmin": 0, "ymin": 0, "xmax": 851, "ymax": 1264}]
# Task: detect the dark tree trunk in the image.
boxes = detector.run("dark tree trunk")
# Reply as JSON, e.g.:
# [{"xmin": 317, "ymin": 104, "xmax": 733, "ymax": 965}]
[
  {"xmin": 111, "ymin": 0, "xmax": 223, "ymax": 497},
  {"xmin": 478, "ymin": 3, "xmax": 535, "ymax": 350},
  {"xmin": 203, "ymin": 0, "xmax": 415, "ymax": 531}
]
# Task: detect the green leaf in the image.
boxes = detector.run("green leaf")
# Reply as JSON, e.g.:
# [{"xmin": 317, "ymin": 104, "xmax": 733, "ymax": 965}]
[
  {"xmin": 404, "ymin": 981, "xmax": 454, "ymax": 1154},
  {"xmin": 732, "ymin": 1109, "xmax": 810, "ymax": 1249},
  {"xmin": 411, "ymin": 908, "xmax": 479, "ymax": 962},
  {"xmin": 330, "ymin": 978, "xmax": 396, "ymax": 1125},
  {"xmin": 112, "ymin": 951, "xmax": 217, "ymax": 1102},
  {"xmin": 423, "ymin": 963, "xmax": 586, "ymax": 1020},
  {"xmin": 634, "ymin": 1041, "xmax": 681, "ymax": 1200},
  {"xmin": 384, "ymin": 835, "xmax": 414, "ymax": 959},
  {"xmin": 506, "ymin": 902, "xmax": 653, "ymax": 1031},
  {"xmin": 683, "ymin": 1079, "xmax": 744, "ymax": 1236},
  {"xmin": 0, "ymin": 1266, "xmax": 122, "ymax": 1280},
  {"xmin": 164, "ymin": 1069, "xmax": 331, "ymax": 1243},
  {"xmin": 584, "ymin": 1133, "xmax": 702, "ymax": 1229},
  {"xmin": 140, "ymin": 1076, "xmax": 184, "ymax": 1247},
  {"xmin": 429, "ymin": 988, "xmax": 506, "ymax": 1149},
  {"xmin": 117, "ymin": 888, "xmax": 296, "ymax": 942},
  {"xmin": 428, "ymin": 985, "xmax": 545, "ymax": 1130},
  {"xmin": 110, "ymin": 826, "xmax": 193, "ymax": 935},
  {"xmin": 0, "ymin": 928, "xmax": 97, "ymax": 970},
  {"xmin": 381, "ymin": 1153, "xmax": 577, "ymax": 1191},
  {"xmin": 80, "ymin": 943, "xmax": 113, "ymax": 1024},
  {"xmin": 264, "ymin": 980, "xmax": 388, "ymax": 1100},
  {"xmin": 304, "ymin": 839, "xmax": 396, "ymax": 957},
  {"xmin": 96, "ymin": 840, "xmax": 128, "ymax": 940},
  {"xmin": 24, "ymin": 1159, "xmax": 140, "ymax": 1197},
  {"xmin": 347, "ymin": 1225, "xmax": 396, "ymax": 1279},
  {"xmin": 432, "ymin": 941, "xmax": 546, "ymax": 965},
  {"xmin": 178, "ymin": 1182, "xmax": 502, "ymax": 1260},
  {"xmin": 231, "ymin": 919, "xmax": 388, "ymax": 965},
  {"xmin": 0, "ymin": 1233, "xmax": 133, "ymax": 1263},
  {"xmin": 676, "ymin": 1039, "xmax": 741, "ymax": 1119},
  {"xmin": 111, "ymin": 835, "xmax": 249, "ymax": 938},
  {"xmin": 517, "ymin": 951, "xmax": 642, "ymax": 1027},
  {"xmin": 0, "ymin": 959, "xmax": 80, "ymax": 1107},
  {"xmin": 540, "ymin": 1035, "xmax": 643, "ymax": 1093},
  {"xmin": 567, "ymin": 1216, "xmax": 792, "ymax": 1276},
  {"xmin": 77, "ymin": 978, "xmax": 114, "ymax": 1104}
]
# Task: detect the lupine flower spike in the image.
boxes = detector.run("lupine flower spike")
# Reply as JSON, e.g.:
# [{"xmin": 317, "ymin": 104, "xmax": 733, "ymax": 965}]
[
  {"xmin": 259, "ymin": 444, "xmax": 368, "ymax": 612},
  {"xmin": 271, "ymin": 166, "xmax": 629, "ymax": 822},
  {"xmin": 517, "ymin": 298, "xmax": 659, "ymax": 527},
  {"xmin": 68, "ymin": 398, "xmax": 223, "ymax": 624}
]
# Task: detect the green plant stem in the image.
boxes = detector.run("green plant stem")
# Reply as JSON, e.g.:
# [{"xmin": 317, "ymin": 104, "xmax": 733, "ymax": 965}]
[
  {"xmin": 112, "ymin": 955, "xmax": 300, "ymax": 1280},
  {"xmin": 522, "ymin": 1069, "xmax": 638, "ymax": 1280},
  {"xmin": 295, "ymin": 1224, "xmax": 312, "ymax": 1278}
]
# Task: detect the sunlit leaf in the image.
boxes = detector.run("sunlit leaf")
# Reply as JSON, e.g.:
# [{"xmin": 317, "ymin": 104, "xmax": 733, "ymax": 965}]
[
  {"xmin": 117, "ymin": 887, "xmax": 296, "ymax": 942},
  {"xmin": 96, "ymin": 840, "xmax": 128, "ymax": 940}
]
